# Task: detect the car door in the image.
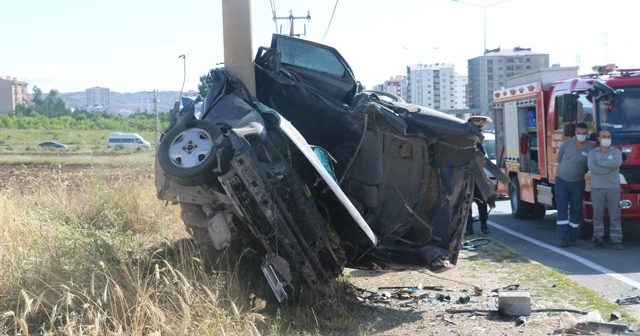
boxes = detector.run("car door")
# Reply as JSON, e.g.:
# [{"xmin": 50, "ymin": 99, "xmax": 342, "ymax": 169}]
[{"xmin": 270, "ymin": 34, "xmax": 358, "ymax": 104}]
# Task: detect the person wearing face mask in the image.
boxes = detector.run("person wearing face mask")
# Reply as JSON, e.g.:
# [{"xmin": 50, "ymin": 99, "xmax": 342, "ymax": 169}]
[
  {"xmin": 555, "ymin": 122, "xmax": 594, "ymax": 247},
  {"xmin": 587, "ymin": 130, "xmax": 624, "ymax": 250}
]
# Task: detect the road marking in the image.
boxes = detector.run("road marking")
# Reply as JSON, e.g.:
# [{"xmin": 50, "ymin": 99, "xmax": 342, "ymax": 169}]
[{"xmin": 488, "ymin": 220, "xmax": 640, "ymax": 289}]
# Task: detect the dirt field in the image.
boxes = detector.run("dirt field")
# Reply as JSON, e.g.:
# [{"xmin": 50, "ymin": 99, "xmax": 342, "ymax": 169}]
[{"xmin": 0, "ymin": 163, "xmax": 153, "ymax": 189}]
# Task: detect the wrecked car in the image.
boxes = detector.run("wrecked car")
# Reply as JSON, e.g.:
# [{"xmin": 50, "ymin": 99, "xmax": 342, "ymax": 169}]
[{"xmin": 155, "ymin": 34, "xmax": 506, "ymax": 302}]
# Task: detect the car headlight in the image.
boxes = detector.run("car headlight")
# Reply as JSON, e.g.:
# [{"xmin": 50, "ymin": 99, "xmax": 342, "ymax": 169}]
[
  {"xmin": 620, "ymin": 174, "xmax": 628, "ymax": 185},
  {"xmin": 620, "ymin": 199, "xmax": 633, "ymax": 209}
]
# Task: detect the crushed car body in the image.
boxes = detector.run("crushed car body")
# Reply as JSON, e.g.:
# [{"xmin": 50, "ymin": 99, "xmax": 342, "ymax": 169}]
[{"xmin": 155, "ymin": 34, "xmax": 507, "ymax": 302}]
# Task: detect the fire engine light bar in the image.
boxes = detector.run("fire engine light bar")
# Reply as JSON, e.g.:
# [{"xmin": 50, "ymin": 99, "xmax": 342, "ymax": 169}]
[{"xmin": 620, "ymin": 200, "xmax": 633, "ymax": 209}]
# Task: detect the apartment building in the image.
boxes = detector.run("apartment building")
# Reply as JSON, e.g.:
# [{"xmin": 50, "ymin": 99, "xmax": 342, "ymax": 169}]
[
  {"xmin": 374, "ymin": 75, "xmax": 409, "ymax": 101},
  {"xmin": 0, "ymin": 76, "xmax": 29, "ymax": 114},
  {"xmin": 86, "ymin": 86, "xmax": 110, "ymax": 111},
  {"xmin": 406, "ymin": 63, "xmax": 468, "ymax": 110},
  {"xmin": 467, "ymin": 46, "xmax": 549, "ymax": 114}
]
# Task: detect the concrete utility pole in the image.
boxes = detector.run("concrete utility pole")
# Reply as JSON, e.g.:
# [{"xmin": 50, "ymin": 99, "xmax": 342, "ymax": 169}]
[
  {"xmin": 222, "ymin": 0, "xmax": 256, "ymax": 97},
  {"xmin": 154, "ymin": 89, "xmax": 159, "ymax": 146},
  {"xmin": 274, "ymin": 10, "xmax": 311, "ymax": 37}
]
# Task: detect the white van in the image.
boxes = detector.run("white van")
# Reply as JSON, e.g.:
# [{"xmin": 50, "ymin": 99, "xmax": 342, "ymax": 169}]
[{"xmin": 107, "ymin": 132, "xmax": 151, "ymax": 149}]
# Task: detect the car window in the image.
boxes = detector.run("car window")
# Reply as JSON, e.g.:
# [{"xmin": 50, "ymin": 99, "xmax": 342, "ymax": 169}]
[{"xmin": 276, "ymin": 37, "xmax": 346, "ymax": 78}]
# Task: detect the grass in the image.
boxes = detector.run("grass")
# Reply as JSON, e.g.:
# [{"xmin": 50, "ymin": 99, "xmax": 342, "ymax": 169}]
[
  {"xmin": 0, "ymin": 165, "xmax": 364, "ymax": 335},
  {"xmin": 0, "ymin": 129, "xmax": 156, "ymax": 152},
  {"xmin": 470, "ymin": 240, "xmax": 640, "ymax": 327}
]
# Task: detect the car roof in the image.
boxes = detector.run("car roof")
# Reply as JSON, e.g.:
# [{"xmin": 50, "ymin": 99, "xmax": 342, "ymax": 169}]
[{"xmin": 483, "ymin": 132, "xmax": 495, "ymax": 140}]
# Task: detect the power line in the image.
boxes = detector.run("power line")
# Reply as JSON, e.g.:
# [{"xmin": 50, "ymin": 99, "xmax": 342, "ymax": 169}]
[
  {"xmin": 321, "ymin": 0, "xmax": 339, "ymax": 43},
  {"xmin": 270, "ymin": 0, "xmax": 278, "ymax": 33}
]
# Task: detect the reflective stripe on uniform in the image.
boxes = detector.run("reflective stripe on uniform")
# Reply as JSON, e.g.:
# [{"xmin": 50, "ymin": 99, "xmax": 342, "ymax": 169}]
[
  {"xmin": 557, "ymin": 220, "xmax": 569, "ymax": 225},
  {"xmin": 569, "ymin": 222, "xmax": 580, "ymax": 228}
]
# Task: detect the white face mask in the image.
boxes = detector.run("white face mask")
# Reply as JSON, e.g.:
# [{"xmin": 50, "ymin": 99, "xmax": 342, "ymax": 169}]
[
  {"xmin": 576, "ymin": 135, "xmax": 587, "ymax": 142},
  {"xmin": 600, "ymin": 139, "xmax": 612, "ymax": 147}
]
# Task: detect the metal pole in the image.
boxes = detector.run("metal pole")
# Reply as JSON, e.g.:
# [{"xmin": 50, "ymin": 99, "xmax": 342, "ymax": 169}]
[
  {"xmin": 483, "ymin": 6, "xmax": 487, "ymax": 115},
  {"xmin": 154, "ymin": 89, "xmax": 158, "ymax": 146},
  {"xmin": 222, "ymin": 0, "xmax": 256, "ymax": 97}
]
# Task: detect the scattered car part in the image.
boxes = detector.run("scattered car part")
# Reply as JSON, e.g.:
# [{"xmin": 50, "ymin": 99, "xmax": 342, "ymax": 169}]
[{"xmin": 615, "ymin": 295, "xmax": 640, "ymax": 305}]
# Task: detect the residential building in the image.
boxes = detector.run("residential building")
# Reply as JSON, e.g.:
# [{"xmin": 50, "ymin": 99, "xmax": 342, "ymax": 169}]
[
  {"xmin": 0, "ymin": 76, "xmax": 29, "ymax": 114},
  {"xmin": 453, "ymin": 74, "xmax": 469, "ymax": 109},
  {"xmin": 86, "ymin": 86, "xmax": 110, "ymax": 111},
  {"xmin": 406, "ymin": 63, "xmax": 468, "ymax": 110},
  {"xmin": 468, "ymin": 46, "xmax": 549, "ymax": 114},
  {"xmin": 382, "ymin": 75, "xmax": 409, "ymax": 101}
]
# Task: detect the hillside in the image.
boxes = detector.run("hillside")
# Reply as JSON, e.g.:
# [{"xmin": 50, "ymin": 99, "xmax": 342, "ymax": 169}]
[
  {"xmin": 62, "ymin": 91, "xmax": 184, "ymax": 113},
  {"xmin": 33, "ymin": 91, "xmax": 191, "ymax": 113}
]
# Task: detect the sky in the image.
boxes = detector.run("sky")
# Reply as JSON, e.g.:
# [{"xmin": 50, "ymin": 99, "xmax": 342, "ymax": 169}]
[{"xmin": 1, "ymin": 0, "xmax": 638, "ymax": 93}]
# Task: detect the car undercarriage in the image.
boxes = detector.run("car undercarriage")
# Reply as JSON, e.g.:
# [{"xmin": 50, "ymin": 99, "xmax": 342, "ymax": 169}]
[{"xmin": 155, "ymin": 34, "xmax": 506, "ymax": 302}]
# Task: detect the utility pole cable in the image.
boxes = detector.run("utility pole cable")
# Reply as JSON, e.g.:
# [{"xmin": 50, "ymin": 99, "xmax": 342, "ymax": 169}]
[{"xmin": 274, "ymin": 10, "xmax": 310, "ymax": 37}]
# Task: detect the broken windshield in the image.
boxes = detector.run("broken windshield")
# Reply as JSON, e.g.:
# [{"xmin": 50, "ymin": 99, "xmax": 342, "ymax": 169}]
[{"xmin": 597, "ymin": 86, "xmax": 640, "ymax": 134}]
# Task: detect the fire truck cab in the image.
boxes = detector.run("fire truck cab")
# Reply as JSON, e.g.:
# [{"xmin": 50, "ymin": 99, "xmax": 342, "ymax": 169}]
[{"xmin": 493, "ymin": 65, "xmax": 640, "ymax": 238}]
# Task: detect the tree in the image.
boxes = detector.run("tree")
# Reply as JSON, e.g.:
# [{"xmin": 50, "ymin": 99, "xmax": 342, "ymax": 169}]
[
  {"xmin": 198, "ymin": 74, "xmax": 209, "ymax": 97},
  {"xmin": 32, "ymin": 86, "xmax": 44, "ymax": 107}
]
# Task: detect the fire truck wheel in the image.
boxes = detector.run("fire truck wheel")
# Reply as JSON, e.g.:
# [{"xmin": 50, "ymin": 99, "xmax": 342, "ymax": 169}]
[
  {"xmin": 530, "ymin": 203, "xmax": 546, "ymax": 220},
  {"xmin": 577, "ymin": 219, "xmax": 593, "ymax": 240},
  {"xmin": 510, "ymin": 176, "xmax": 533, "ymax": 219}
]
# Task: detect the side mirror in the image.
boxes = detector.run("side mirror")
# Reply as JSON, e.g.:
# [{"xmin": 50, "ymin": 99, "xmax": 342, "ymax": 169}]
[
  {"xmin": 593, "ymin": 81, "xmax": 624, "ymax": 103},
  {"xmin": 563, "ymin": 124, "xmax": 575, "ymax": 137},
  {"xmin": 559, "ymin": 93, "xmax": 578, "ymax": 122},
  {"xmin": 588, "ymin": 133, "xmax": 597, "ymax": 141}
]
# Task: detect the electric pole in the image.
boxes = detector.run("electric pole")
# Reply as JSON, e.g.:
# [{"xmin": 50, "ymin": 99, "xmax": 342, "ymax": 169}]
[
  {"xmin": 154, "ymin": 89, "xmax": 159, "ymax": 146},
  {"xmin": 274, "ymin": 10, "xmax": 311, "ymax": 37},
  {"xmin": 222, "ymin": 0, "xmax": 256, "ymax": 97}
]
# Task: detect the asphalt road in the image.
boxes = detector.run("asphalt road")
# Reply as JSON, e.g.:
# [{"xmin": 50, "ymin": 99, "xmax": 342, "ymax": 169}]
[{"xmin": 473, "ymin": 198, "xmax": 640, "ymax": 318}]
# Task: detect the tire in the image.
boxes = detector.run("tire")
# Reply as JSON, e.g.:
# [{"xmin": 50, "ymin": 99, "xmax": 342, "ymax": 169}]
[
  {"xmin": 530, "ymin": 203, "xmax": 547, "ymax": 220},
  {"xmin": 577, "ymin": 202, "xmax": 594, "ymax": 239},
  {"xmin": 578, "ymin": 219, "xmax": 594, "ymax": 240},
  {"xmin": 510, "ymin": 176, "xmax": 533, "ymax": 219},
  {"xmin": 158, "ymin": 120, "xmax": 222, "ymax": 186}
]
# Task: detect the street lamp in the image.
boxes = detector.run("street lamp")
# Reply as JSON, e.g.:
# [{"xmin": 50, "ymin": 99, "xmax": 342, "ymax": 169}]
[
  {"xmin": 403, "ymin": 46, "xmax": 439, "ymax": 106},
  {"xmin": 403, "ymin": 46, "xmax": 439, "ymax": 66},
  {"xmin": 453, "ymin": 0, "xmax": 513, "ymax": 115}
]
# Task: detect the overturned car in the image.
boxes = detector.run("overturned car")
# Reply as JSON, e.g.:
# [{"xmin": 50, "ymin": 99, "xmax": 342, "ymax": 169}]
[{"xmin": 155, "ymin": 34, "xmax": 506, "ymax": 302}]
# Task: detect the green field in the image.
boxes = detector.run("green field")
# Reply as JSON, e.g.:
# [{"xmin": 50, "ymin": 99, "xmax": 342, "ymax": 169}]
[{"xmin": 0, "ymin": 129, "xmax": 157, "ymax": 151}]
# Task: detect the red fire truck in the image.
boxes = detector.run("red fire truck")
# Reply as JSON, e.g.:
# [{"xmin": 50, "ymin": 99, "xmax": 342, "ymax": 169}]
[{"xmin": 493, "ymin": 64, "xmax": 639, "ymax": 238}]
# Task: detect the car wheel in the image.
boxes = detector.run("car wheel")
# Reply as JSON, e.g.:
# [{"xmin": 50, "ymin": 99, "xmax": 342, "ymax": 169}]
[
  {"xmin": 510, "ymin": 176, "xmax": 533, "ymax": 219},
  {"xmin": 158, "ymin": 120, "xmax": 222, "ymax": 186}
]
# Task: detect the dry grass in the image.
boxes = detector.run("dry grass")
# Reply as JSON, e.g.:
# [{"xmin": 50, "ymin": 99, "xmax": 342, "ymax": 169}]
[
  {"xmin": 0, "ymin": 166, "xmax": 267, "ymax": 335},
  {"xmin": 0, "ymin": 165, "xmax": 362, "ymax": 336}
]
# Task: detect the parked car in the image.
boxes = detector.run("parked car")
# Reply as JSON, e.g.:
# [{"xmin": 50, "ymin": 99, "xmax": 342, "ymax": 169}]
[
  {"xmin": 154, "ymin": 34, "xmax": 507, "ymax": 302},
  {"xmin": 38, "ymin": 141, "xmax": 68, "ymax": 149}
]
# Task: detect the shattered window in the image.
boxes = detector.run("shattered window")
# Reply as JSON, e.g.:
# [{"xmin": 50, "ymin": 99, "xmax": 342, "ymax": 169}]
[{"xmin": 276, "ymin": 38, "xmax": 346, "ymax": 78}]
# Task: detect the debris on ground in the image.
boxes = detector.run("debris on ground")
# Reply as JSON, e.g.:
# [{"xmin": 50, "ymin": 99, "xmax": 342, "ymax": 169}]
[
  {"xmin": 557, "ymin": 310, "xmax": 636, "ymax": 334},
  {"xmin": 461, "ymin": 238, "xmax": 491, "ymax": 251},
  {"xmin": 616, "ymin": 295, "xmax": 640, "ymax": 305},
  {"xmin": 458, "ymin": 294, "xmax": 471, "ymax": 304},
  {"xmin": 498, "ymin": 290, "xmax": 531, "ymax": 316},
  {"xmin": 515, "ymin": 316, "xmax": 527, "ymax": 326},
  {"xmin": 611, "ymin": 311, "xmax": 622, "ymax": 321}
]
